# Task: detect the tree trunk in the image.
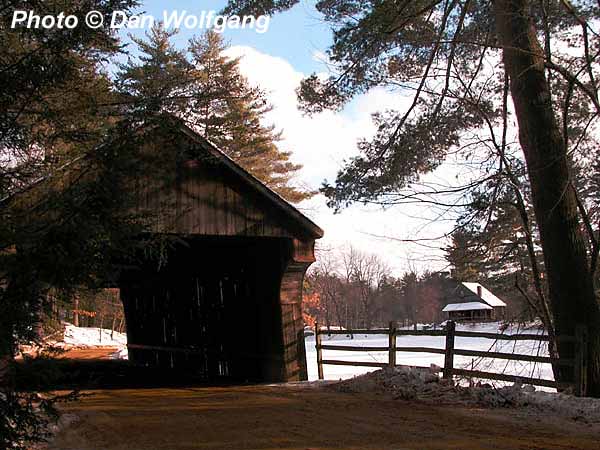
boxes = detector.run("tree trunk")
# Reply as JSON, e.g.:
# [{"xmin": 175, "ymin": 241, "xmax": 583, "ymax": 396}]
[
  {"xmin": 98, "ymin": 314, "xmax": 104, "ymax": 343},
  {"xmin": 111, "ymin": 315, "xmax": 117, "ymax": 340},
  {"xmin": 494, "ymin": 0, "xmax": 600, "ymax": 396},
  {"xmin": 73, "ymin": 296, "xmax": 79, "ymax": 327},
  {"xmin": 0, "ymin": 314, "xmax": 14, "ymax": 389}
]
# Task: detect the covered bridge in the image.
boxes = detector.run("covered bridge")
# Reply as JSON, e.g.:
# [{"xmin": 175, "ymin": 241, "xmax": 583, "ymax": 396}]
[{"xmin": 118, "ymin": 120, "xmax": 323, "ymax": 383}]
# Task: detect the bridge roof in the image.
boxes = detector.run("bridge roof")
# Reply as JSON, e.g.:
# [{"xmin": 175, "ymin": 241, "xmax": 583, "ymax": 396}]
[{"xmin": 175, "ymin": 121, "xmax": 324, "ymax": 240}]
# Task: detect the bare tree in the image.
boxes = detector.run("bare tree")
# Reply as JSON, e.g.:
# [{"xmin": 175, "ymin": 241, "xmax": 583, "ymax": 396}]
[
  {"xmin": 308, "ymin": 245, "xmax": 392, "ymax": 330},
  {"xmin": 226, "ymin": 0, "xmax": 600, "ymax": 395}
]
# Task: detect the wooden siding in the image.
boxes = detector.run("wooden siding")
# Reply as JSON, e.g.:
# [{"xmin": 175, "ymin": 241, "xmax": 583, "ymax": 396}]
[
  {"xmin": 279, "ymin": 261, "xmax": 310, "ymax": 381},
  {"xmin": 133, "ymin": 134, "xmax": 318, "ymax": 241}
]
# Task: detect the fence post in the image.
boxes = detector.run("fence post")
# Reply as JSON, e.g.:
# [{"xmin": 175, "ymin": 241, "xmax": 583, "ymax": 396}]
[
  {"xmin": 315, "ymin": 322, "xmax": 324, "ymax": 380},
  {"xmin": 575, "ymin": 324, "xmax": 588, "ymax": 397},
  {"xmin": 388, "ymin": 321, "xmax": 396, "ymax": 368},
  {"xmin": 443, "ymin": 321, "xmax": 455, "ymax": 380}
]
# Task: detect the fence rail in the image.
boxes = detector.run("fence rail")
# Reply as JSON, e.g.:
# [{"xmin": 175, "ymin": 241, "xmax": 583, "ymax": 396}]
[{"xmin": 314, "ymin": 321, "xmax": 588, "ymax": 396}]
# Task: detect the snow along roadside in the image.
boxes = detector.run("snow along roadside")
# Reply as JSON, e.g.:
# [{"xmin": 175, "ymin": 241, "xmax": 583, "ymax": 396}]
[{"xmin": 328, "ymin": 366, "xmax": 600, "ymax": 423}]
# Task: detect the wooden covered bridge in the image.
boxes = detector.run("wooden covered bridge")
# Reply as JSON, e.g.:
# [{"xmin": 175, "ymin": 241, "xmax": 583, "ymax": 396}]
[{"xmin": 118, "ymin": 120, "xmax": 323, "ymax": 383}]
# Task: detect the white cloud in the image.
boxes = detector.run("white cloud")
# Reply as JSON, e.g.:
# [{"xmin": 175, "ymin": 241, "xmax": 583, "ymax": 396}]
[{"xmin": 225, "ymin": 45, "xmax": 455, "ymax": 275}]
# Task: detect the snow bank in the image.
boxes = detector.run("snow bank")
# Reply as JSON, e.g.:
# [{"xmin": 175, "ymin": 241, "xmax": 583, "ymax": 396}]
[
  {"xmin": 62, "ymin": 323, "xmax": 127, "ymax": 347},
  {"xmin": 330, "ymin": 367, "xmax": 600, "ymax": 423},
  {"xmin": 333, "ymin": 366, "xmax": 442, "ymax": 400},
  {"xmin": 523, "ymin": 390, "xmax": 600, "ymax": 422},
  {"xmin": 110, "ymin": 347, "xmax": 129, "ymax": 360}
]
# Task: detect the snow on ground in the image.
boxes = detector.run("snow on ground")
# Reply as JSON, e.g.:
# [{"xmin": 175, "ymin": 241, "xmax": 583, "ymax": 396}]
[
  {"xmin": 56, "ymin": 323, "xmax": 129, "ymax": 359},
  {"xmin": 328, "ymin": 366, "xmax": 600, "ymax": 423},
  {"xmin": 19, "ymin": 324, "xmax": 129, "ymax": 359},
  {"xmin": 50, "ymin": 321, "xmax": 555, "ymax": 391},
  {"xmin": 305, "ymin": 322, "xmax": 554, "ymax": 390},
  {"xmin": 62, "ymin": 323, "xmax": 127, "ymax": 348},
  {"xmin": 110, "ymin": 346, "xmax": 129, "ymax": 360},
  {"xmin": 33, "ymin": 320, "xmax": 600, "ymax": 418}
]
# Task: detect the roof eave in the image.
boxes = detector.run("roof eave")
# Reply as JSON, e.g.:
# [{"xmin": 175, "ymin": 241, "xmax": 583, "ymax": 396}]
[{"xmin": 176, "ymin": 122, "xmax": 324, "ymax": 240}]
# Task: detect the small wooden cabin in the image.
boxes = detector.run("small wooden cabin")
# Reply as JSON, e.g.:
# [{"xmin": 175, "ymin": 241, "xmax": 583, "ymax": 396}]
[
  {"xmin": 118, "ymin": 119, "xmax": 323, "ymax": 382},
  {"xmin": 442, "ymin": 282, "xmax": 506, "ymax": 322}
]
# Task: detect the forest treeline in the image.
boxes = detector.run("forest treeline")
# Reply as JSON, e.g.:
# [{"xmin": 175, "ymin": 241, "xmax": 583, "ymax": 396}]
[
  {"xmin": 303, "ymin": 245, "xmax": 536, "ymax": 330},
  {"xmin": 43, "ymin": 288, "xmax": 125, "ymax": 336}
]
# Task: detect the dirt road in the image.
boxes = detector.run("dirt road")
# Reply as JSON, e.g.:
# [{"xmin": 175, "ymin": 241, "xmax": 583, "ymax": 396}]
[
  {"xmin": 46, "ymin": 383, "xmax": 599, "ymax": 450},
  {"xmin": 57, "ymin": 347, "xmax": 120, "ymax": 360}
]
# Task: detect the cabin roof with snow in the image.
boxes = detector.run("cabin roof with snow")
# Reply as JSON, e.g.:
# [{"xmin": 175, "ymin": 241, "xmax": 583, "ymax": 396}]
[
  {"xmin": 442, "ymin": 301, "xmax": 493, "ymax": 312},
  {"xmin": 461, "ymin": 282, "xmax": 506, "ymax": 307},
  {"xmin": 442, "ymin": 282, "xmax": 506, "ymax": 308}
]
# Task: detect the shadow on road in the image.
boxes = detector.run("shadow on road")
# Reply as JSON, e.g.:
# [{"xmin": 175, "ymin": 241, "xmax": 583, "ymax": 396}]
[{"xmin": 16, "ymin": 354, "xmax": 253, "ymax": 391}]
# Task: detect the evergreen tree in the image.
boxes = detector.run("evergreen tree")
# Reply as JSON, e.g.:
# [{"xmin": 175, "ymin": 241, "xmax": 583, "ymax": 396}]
[
  {"xmin": 117, "ymin": 26, "xmax": 191, "ymax": 117},
  {"xmin": 399, "ymin": 272, "xmax": 419, "ymax": 325},
  {"xmin": 0, "ymin": 2, "xmax": 166, "ymax": 447},
  {"xmin": 445, "ymin": 231, "xmax": 484, "ymax": 282},
  {"xmin": 446, "ymin": 184, "xmax": 538, "ymax": 280},
  {"xmin": 117, "ymin": 27, "xmax": 312, "ymax": 202},
  {"xmin": 187, "ymin": 31, "xmax": 311, "ymax": 202},
  {"xmin": 575, "ymin": 145, "xmax": 600, "ymax": 290}
]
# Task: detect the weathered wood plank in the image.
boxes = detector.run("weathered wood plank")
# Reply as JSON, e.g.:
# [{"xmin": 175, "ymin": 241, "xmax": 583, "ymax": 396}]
[
  {"xmin": 395, "ymin": 330, "xmax": 447, "ymax": 337},
  {"xmin": 575, "ymin": 325, "xmax": 589, "ymax": 396},
  {"xmin": 454, "ymin": 330, "xmax": 550, "ymax": 341},
  {"xmin": 453, "ymin": 348, "xmax": 572, "ymax": 366},
  {"xmin": 320, "ymin": 360, "xmax": 388, "ymax": 368},
  {"xmin": 317, "ymin": 329, "xmax": 389, "ymax": 335},
  {"xmin": 127, "ymin": 343, "xmax": 203, "ymax": 355},
  {"xmin": 315, "ymin": 321, "xmax": 324, "ymax": 380},
  {"xmin": 396, "ymin": 346, "xmax": 446, "ymax": 354},
  {"xmin": 443, "ymin": 321, "xmax": 455, "ymax": 379},
  {"xmin": 388, "ymin": 321, "xmax": 396, "ymax": 368},
  {"xmin": 319, "ymin": 345, "xmax": 390, "ymax": 352}
]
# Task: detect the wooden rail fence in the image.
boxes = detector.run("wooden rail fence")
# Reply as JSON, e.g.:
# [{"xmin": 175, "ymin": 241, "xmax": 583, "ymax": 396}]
[{"xmin": 314, "ymin": 321, "xmax": 588, "ymax": 396}]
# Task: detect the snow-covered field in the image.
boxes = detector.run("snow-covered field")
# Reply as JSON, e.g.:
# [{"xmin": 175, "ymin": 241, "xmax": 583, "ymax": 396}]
[
  {"xmin": 47, "ymin": 323, "xmax": 129, "ymax": 359},
  {"xmin": 62, "ymin": 324, "xmax": 127, "ymax": 348},
  {"xmin": 305, "ymin": 322, "xmax": 554, "ymax": 389}
]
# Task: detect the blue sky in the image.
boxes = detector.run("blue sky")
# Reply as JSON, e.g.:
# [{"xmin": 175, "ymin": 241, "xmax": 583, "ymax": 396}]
[{"xmin": 120, "ymin": 1, "xmax": 332, "ymax": 74}]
